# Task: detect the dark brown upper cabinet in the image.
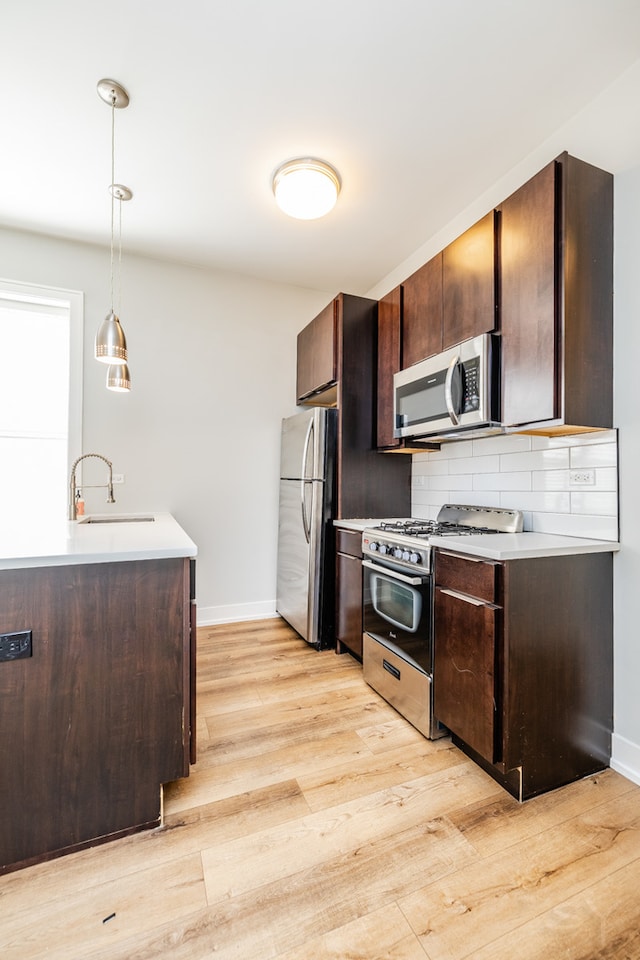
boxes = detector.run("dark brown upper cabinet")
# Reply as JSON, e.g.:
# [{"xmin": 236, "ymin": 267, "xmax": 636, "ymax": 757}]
[
  {"xmin": 297, "ymin": 293, "xmax": 411, "ymax": 518},
  {"xmin": 442, "ymin": 209, "xmax": 497, "ymax": 348},
  {"xmin": 401, "ymin": 253, "xmax": 443, "ymax": 368},
  {"xmin": 296, "ymin": 300, "xmax": 337, "ymax": 405},
  {"xmin": 377, "ymin": 285, "xmax": 402, "ymax": 448},
  {"xmin": 499, "ymin": 152, "xmax": 613, "ymax": 431},
  {"xmin": 400, "ymin": 212, "xmax": 497, "ymax": 373},
  {"xmin": 377, "ymin": 284, "xmax": 441, "ymax": 453}
]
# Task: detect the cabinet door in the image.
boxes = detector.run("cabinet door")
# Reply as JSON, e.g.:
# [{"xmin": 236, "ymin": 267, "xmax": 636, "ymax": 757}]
[
  {"xmin": 434, "ymin": 585, "xmax": 498, "ymax": 762},
  {"xmin": 296, "ymin": 300, "xmax": 336, "ymax": 403},
  {"xmin": 500, "ymin": 160, "xmax": 557, "ymax": 426},
  {"xmin": 443, "ymin": 210, "xmax": 496, "ymax": 348},
  {"xmin": 377, "ymin": 285, "xmax": 402, "ymax": 448},
  {"xmin": 335, "ymin": 534, "xmax": 363, "ymax": 658},
  {"xmin": 402, "ymin": 253, "xmax": 443, "ymax": 367}
]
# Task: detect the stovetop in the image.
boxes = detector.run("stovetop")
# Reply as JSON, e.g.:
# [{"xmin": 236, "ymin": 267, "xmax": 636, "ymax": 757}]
[{"xmin": 362, "ymin": 504, "xmax": 524, "ymax": 573}]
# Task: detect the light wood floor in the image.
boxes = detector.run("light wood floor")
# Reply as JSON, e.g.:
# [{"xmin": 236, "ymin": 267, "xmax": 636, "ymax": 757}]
[{"xmin": 3, "ymin": 618, "xmax": 640, "ymax": 959}]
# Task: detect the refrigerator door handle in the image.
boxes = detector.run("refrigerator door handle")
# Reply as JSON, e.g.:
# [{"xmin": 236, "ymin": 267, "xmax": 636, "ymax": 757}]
[
  {"xmin": 301, "ymin": 414, "xmax": 314, "ymax": 480},
  {"xmin": 300, "ymin": 416, "xmax": 315, "ymax": 543},
  {"xmin": 300, "ymin": 480, "xmax": 312, "ymax": 543}
]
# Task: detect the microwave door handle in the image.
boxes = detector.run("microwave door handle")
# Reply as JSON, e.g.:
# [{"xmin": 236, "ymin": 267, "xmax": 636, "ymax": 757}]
[{"xmin": 444, "ymin": 354, "xmax": 461, "ymax": 425}]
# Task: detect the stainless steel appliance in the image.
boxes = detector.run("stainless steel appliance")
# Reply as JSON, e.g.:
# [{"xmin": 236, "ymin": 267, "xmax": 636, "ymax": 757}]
[
  {"xmin": 393, "ymin": 333, "xmax": 501, "ymax": 441},
  {"xmin": 276, "ymin": 408, "xmax": 336, "ymax": 649},
  {"xmin": 362, "ymin": 504, "xmax": 523, "ymax": 738}
]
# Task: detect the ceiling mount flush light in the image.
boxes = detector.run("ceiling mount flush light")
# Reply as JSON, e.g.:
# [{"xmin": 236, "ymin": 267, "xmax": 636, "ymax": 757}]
[
  {"xmin": 94, "ymin": 78, "xmax": 132, "ymax": 391},
  {"xmin": 272, "ymin": 158, "xmax": 341, "ymax": 220}
]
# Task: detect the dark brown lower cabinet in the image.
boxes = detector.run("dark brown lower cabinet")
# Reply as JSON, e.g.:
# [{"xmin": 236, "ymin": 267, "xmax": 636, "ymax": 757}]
[
  {"xmin": 335, "ymin": 527, "xmax": 363, "ymax": 658},
  {"xmin": 0, "ymin": 557, "xmax": 194, "ymax": 873},
  {"xmin": 434, "ymin": 549, "xmax": 613, "ymax": 801}
]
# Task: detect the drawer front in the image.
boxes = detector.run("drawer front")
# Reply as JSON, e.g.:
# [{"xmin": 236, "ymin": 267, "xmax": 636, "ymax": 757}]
[
  {"xmin": 435, "ymin": 550, "xmax": 498, "ymax": 602},
  {"xmin": 336, "ymin": 528, "xmax": 362, "ymax": 558}
]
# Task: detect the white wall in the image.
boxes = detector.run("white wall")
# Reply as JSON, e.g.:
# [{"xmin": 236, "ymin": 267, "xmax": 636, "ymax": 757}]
[
  {"xmin": 364, "ymin": 58, "xmax": 640, "ymax": 785},
  {"xmin": 611, "ymin": 165, "xmax": 640, "ymax": 785},
  {"xmin": 0, "ymin": 226, "xmax": 331, "ymax": 624}
]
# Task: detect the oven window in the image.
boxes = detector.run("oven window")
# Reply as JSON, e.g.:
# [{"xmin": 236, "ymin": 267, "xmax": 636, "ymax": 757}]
[{"xmin": 372, "ymin": 573, "xmax": 422, "ymax": 633}]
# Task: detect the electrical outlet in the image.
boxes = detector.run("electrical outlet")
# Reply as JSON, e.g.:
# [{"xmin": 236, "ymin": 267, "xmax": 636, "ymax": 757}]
[
  {"xmin": 569, "ymin": 469, "xmax": 595, "ymax": 485},
  {"xmin": 0, "ymin": 630, "xmax": 32, "ymax": 662},
  {"xmin": 112, "ymin": 473, "xmax": 125, "ymax": 484},
  {"xmin": 412, "ymin": 475, "xmax": 425, "ymax": 488}
]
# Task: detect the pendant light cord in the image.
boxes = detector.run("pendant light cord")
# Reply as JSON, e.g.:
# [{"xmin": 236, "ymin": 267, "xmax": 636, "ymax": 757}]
[{"xmin": 110, "ymin": 94, "xmax": 116, "ymax": 314}]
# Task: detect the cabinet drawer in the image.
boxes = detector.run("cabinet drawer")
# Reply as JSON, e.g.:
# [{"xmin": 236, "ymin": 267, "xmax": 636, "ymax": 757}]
[
  {"xmin": 435, "ymin": 550, "xmax": 498, "ymax": 602},
  {"xmin": 336, "ymin": 528, "xmax": 362, "ymax": 558}
]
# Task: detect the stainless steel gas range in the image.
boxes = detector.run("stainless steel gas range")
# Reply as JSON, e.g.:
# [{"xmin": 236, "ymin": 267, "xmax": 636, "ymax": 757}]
[{"xmin": 361, "ymin": 503, "xmax": 523, "ymax": 739}]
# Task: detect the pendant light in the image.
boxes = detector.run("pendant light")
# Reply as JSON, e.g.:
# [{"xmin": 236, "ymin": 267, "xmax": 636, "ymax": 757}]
[
  {"xmin": 272, "ymin": 158, "xmax": 341, "ymax": 220},
  {"xmin": 95, "ymin": 79, "xmax": 132, "ymax": 391},
  {"xmin": 106, "ymin": 362, "xmax": 131, "ymax": 392}
]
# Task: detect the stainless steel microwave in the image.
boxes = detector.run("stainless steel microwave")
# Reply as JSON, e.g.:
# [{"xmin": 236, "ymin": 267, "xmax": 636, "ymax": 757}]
[{"xmin": 393, "ymin": 333, "xmax": 501, "ymax": 440}]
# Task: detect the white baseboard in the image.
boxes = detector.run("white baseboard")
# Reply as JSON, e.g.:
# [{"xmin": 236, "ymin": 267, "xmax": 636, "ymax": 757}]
[
  {"xmin": 197, "ymin": 600, "xmax": 278, "ymax": 626},
  {"xmin": 610, "ymin": 733, "xmax": 640, "ymax": 787}
]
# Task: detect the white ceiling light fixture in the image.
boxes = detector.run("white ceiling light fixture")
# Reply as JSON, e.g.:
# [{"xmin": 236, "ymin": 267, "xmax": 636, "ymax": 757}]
[
  {"xmin": 272, "ymin": 158, "xmax": 341, "ymax": 220},
  {"xmin": 95, "ymin": 78, "xmax": 132, "ymax": 392}
]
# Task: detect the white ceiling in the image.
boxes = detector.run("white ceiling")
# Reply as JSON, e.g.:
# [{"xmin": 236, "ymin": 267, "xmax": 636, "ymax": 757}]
[{"xmin": 3, "ymin": 1, "xmax": 640, "ymax": 293}]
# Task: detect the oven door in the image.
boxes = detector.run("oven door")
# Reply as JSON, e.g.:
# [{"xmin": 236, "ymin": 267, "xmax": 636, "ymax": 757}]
[{"xmin": 362, "ymin": 558, "xmax": 432, "ymax": 674}]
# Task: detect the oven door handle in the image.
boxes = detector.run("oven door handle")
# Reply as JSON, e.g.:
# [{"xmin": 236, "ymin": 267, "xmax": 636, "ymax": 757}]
[{"xmin": 362, "ymin": 559, "xmax": 424, "ymax": 586}]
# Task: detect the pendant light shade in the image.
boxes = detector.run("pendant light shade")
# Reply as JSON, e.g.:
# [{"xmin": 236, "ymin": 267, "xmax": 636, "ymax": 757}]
[
  {"xmin": 95, "ymin": 310, "xmax": 127, "ymax": 364},
  {"xmin": 106, "ymin": 362, "xmax": 131, "ymax": 392},
  {"xmin": 272, "ymin": 158, "xmax": 341, "ymax": 220},
  {"xmin": 95, "ymin": 78, "xmax": 132, "ymax": 389}
]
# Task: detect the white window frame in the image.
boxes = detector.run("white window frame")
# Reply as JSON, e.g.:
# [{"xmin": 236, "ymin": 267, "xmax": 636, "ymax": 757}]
[{"xmin": 0, "ymin": 277, "xmax": 84, "ymax": 470}]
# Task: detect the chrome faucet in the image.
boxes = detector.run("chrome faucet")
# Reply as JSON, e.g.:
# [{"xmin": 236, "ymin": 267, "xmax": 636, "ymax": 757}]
[{"xmin": 68, "ymin": 453, "xmax": 115, "ymax": 520}]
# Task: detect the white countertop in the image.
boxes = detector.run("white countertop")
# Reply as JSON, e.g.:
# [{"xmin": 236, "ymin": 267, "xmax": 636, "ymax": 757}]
[
  {"xmin": 0, "ymin": 512, "xmax": 197, "ymax": 571},
  {"xmin": 334, "ymin": 518, "xmax": 406, "ymax": 532},
  {"xmin": 337, "ymin": 518, "xmax": 619, "ymax": 559},
  {"xmin": 428, "ymin": 531, "xmax": 620, "ymax": 560}
]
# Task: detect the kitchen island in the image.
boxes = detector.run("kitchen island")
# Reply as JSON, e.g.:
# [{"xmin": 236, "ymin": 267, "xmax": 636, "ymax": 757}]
[{"xmin": 0, "ymin": 514, "xmax": 197, "ymax": 874}]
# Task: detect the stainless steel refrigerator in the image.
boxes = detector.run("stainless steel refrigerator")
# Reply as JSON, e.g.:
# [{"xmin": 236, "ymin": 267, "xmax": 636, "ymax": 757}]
[{"xmin": 276, "ymin": 407, "xmax": 336, "ymax": 649}]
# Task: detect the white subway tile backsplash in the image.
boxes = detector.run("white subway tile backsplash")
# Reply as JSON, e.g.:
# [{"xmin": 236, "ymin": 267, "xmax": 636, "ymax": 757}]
[
  {"xmin": 570, "ymin": 491, "xmax": 619, "ymax": 516},
  {"xmin": 410, "ymin": 431, "xmax": 619, "ymax": 541},
  {"xmin": 427, "ymin": 474, "xmax": 473, "ymax": 491},
  {"xmin": 595, "ymin": 467, "xmax": 618, "ymax": 490},
  {"xmin": 412, "ymin": 458, "xmax": 448, "ymax": 477},
  {"xmin": 570, "ymin": 442, "xmax": 618, "ymax": 468},
  {"xmin": 449, "ymin": 454, "xmax": 501, "ymax": 475},
  {"xmin": 472, "ymin": 433, "xmax": 533, "ymax": 455},
  {"xmin": 500, "ymin": 447, "xmax": 570, "ymax": 472},
  {"xmin": 533, "ymin": 469, "xmax": 570, "ymax": 491},
  {"xmin": 500, "ymin": 490, "xmax": 572, "ymax": 513},
  {"xmin": 473, "ymin": 471, "xmax": 532, "ymax": 491},
  {"xmin": 530, "ymin": 429, "xmax": 616, "ymax": 449},
  {"xmin": 531, "ymin": 512, "xmax": 619, "ymax": 540}
]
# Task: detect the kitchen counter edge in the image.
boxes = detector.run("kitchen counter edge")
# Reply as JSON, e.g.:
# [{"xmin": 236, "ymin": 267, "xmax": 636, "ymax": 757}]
[
  {"xmin": 430, "ymin": 532, "xmax": 620, "ymax": 561},
  {"xmin": 0, "ymin": 512, "xmax": 197, "ymax": 571}
]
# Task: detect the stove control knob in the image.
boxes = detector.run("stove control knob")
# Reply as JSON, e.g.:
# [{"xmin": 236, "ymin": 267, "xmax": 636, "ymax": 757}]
[
  {"xmin": 378, "ymin": 544, "xmax": 389, "ymax": 555},
  {"xmin": 401, "ymin": 549, "xmax": 411, "ymax": 561},
  {"xmin": 409, "ymin": 552, "xmax": 420, "ymax": 564},
  {"xmin": 393, "ymin": 547, "xmax": 404, "ymax": 559},
  {"xmin": 368, "ymin": 541, "xmax": 379, "ymax": 552}
]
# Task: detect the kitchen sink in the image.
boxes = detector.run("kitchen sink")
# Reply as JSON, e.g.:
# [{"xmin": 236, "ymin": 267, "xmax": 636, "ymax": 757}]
[{"xmin": 78, "ymin": 515, "xmax": 155, "ymax": 524}]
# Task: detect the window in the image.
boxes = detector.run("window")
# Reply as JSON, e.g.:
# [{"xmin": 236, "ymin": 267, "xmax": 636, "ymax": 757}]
[{"xmin": 0, "ymin": 279, "xmax": 83, "ymax": 525}]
